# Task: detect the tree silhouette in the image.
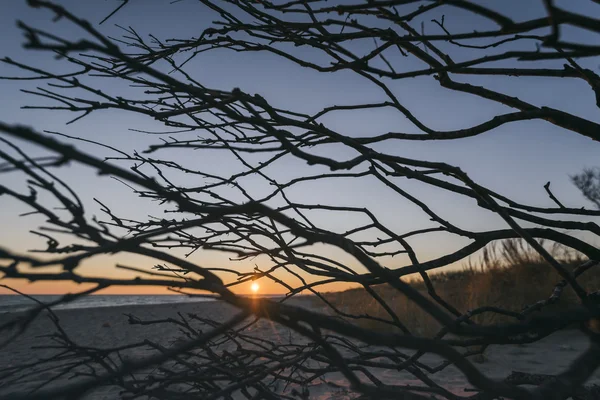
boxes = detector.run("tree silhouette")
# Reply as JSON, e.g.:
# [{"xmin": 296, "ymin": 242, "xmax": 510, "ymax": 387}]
[
  {"xmin": 1, "ymin": 1, "xmax": 600, "ymax": 399},
  {"xmin": 573, "ymin": 168, "xmax": 600, "ymax": 210}
]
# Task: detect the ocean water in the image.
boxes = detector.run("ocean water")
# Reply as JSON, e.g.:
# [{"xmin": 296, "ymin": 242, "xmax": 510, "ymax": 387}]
[{"xmin": 0, "ymin": 294, "xmax": 217, "ymax": 313}]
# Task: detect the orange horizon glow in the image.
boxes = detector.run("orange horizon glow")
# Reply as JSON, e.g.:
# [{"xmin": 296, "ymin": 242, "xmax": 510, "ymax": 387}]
[{"xmin": 0, "ymin": 278, "xmax": 358, "ymax": 296}]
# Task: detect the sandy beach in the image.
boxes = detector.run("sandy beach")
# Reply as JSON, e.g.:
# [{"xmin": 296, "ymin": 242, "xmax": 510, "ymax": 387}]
[{"xmin": 1, "ymin": 299, "xmax": 600, "ymax": 399}]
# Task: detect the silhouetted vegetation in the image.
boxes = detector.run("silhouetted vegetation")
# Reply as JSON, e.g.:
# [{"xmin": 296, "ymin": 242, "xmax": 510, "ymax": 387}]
[
  {"xmin": 1, "ymin": 1, "xmax": 600, "ymax": 399},
  {"xmin": 320, "ymin": 239, "xmax": 593, "ymax": 336},
  {"xmin": 573, "ymin": 168, "xmax": 600, "ymax": 210}
]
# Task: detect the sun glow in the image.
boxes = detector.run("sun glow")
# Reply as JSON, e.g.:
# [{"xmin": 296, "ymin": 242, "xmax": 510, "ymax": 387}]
[{"xmin": 251, "ymin": 282, "xmax": 260, "ymax": 293}]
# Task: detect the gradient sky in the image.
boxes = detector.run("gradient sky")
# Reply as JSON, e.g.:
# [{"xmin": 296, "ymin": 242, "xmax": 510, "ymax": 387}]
[{"xmin": 0, "ymin": 0, "xmax": 599, "ymax": 295}]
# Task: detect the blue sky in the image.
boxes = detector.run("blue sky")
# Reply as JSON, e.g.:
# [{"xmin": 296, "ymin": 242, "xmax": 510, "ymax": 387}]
[{"xmin": 0, "ymin": 1, "xmax": 599, "ymax": 294}]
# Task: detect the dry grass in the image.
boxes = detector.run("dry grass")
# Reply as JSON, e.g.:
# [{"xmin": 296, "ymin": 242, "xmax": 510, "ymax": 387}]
[{"xmin": 318, "ymin": 239, "xmax": 599, "ymax": 337}]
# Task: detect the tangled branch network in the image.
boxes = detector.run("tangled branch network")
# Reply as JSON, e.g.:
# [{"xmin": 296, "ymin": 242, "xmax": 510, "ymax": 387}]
[{"xmin": 1, "ymin": 1, "xmax": 600, "ymax": 399}]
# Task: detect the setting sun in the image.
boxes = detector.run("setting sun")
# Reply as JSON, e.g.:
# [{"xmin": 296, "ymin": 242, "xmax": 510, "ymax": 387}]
[{"xmin": 250, "ymin": 282, "xmax": 260, "ymax": 293}]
